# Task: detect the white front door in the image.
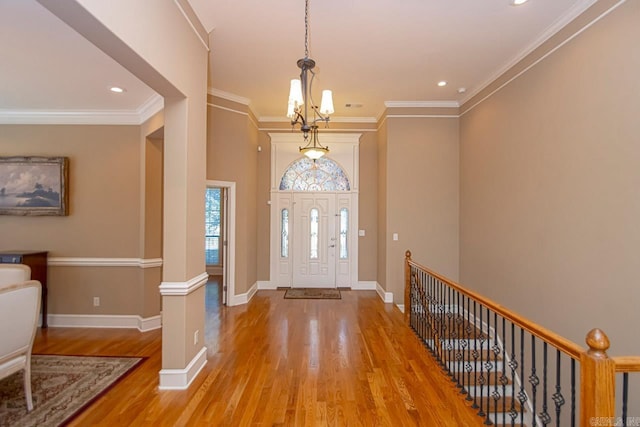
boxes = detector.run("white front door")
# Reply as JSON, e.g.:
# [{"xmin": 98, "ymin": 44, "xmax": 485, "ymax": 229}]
[{"xmin": 292, "ymin": 193, "xmax": 336, "ymax": 288}]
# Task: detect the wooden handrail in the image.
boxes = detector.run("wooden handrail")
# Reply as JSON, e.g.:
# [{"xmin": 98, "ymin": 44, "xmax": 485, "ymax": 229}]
[
  {"xmin": 613, "ymin": 356, "xmax": 640, "ymax": 372},
  {"xmin": 405, "ymin": 251, "xmax": 584, "ymax": 359},
  {"xmin": 405, "ymin": 250, "xmax": 640, "ymax": 426}
]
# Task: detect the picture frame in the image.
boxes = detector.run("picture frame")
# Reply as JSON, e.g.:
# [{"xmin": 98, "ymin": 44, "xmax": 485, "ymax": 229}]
[{"xmin": 0, "ymin": 156, "xmax": 69, "ymax": 216}]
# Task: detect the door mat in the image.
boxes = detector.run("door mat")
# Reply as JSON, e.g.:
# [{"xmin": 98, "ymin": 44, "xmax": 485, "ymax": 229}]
[{"xmin": 284, "ymin": 288, "xmax": 341, "ymax": 299}]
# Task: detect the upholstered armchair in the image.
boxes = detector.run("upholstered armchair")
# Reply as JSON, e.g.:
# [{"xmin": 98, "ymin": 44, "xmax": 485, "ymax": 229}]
[{"xmin": 0, "ymin": 264, "xmax": 41, "ymax": 411}]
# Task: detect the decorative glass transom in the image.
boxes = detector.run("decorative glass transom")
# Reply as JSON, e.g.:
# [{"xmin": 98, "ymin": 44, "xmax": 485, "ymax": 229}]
[{"xmin": 279, "ymin": 157, "xmax": 350, "ymax": 191}]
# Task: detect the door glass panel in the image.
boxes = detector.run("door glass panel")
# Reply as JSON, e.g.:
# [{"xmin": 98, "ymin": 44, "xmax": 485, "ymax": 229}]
[
  {"xmin": 339, "ymin": 208, "xmax": 348, "ymax": 259},
  {"xmin": 205, "ymin": 188, "xmax": 221, "ymax": 265},
  {"xmin": 310, "ymin": 208, "xmax": 319, "ymax": 259},
  {"xmin": 281, "ymin": 208, "xmax": 289, "ymax": 258}
]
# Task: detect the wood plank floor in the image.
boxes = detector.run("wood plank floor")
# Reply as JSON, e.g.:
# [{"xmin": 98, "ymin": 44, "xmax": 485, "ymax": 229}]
[{"xmin": 33, "ymin": 288, "xmax": 485, "ymax": 426}]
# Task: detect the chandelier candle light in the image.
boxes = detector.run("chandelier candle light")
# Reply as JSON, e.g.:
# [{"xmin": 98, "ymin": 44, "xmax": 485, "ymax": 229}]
[{"xmin": 287, "ymin": 0, "xmax": 334, "ymax": 160}]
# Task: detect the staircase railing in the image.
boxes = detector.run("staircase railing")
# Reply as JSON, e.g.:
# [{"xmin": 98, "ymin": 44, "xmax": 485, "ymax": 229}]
[{"xmin": 404, "ymin": 250, "xmax": 640, "ymax": 427}]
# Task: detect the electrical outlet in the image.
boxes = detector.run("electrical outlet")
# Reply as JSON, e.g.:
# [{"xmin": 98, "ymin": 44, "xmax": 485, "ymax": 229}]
[
  {"xmin": 93, "ymin": 297, "xmax": 100, "ymax": 307},
  {"xmin": 194, "ymin": 330, "xmax": 199, "ymax": 345}
]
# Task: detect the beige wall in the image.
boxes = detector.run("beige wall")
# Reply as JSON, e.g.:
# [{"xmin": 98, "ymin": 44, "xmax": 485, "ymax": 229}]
[
  {"xmin": 383, "ymin": 116, "xmax": 460, "ymax": 303},
  {"xmin": 0, "ymin": 125, "xmax": 141, "ymax": 256},
  {"xmin": 207, "ymin": 98, "xmax": 259, "ymax": 294},
  {"xmin": 357, "ymin": 131, "xmax": 378, "ymax": 281},
  {"xmin": 257, "ymin": 131, "xmax": 272, "ymax": 281},
  {"xmin": 459, "ymin": 0, "xmax": 640, "ymax": 354},
  {"xmin": 0, "ymin": 123, "xmax": 164, "ymax": 318},
  {"xmin": 377, "ymin": 121, "xmax": 388, "ymax": 290}
]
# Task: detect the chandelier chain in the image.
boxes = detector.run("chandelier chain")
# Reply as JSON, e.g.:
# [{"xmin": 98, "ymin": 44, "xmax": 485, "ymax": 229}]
[{"xmin": 304, "ymin": 0, "xmax": 309, "ymax": 59}]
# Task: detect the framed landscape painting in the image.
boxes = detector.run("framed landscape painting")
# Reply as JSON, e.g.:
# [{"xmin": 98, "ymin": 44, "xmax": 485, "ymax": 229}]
[{"xmin": 0, "ymin": 156, "xmax": 69, "ymax": 216}]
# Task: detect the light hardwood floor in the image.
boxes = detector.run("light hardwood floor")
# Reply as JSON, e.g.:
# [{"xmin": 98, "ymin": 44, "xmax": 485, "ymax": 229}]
[{"xmin": 33, "ymin": 287, "xmax": 484, "ymax": 426}]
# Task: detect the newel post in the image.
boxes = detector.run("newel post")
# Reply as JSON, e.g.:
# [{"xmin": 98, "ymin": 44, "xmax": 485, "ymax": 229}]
[
  {"xmin": 580, "ymin": 328, "xmax": 616, "ymax": 425},
  {"xmin": 404, "ymin": 250, "xmax": 412, "ymax": 326}
]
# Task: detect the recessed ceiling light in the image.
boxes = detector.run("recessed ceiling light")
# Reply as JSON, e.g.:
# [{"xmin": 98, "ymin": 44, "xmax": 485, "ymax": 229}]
[
  {"xmin": 457, "ymin": 87, "xmax": 467, "ymax": 94},
  {"xmin": 109, "ymin": 86, "xmax": 125, "ymax": 93},
  {"xmin": 437, "ymin": 81, "xmax": 447, "ymax": 87},
  {"xmin": 511, "ymin": 0, "xmax": 529, "ymax": 5}
]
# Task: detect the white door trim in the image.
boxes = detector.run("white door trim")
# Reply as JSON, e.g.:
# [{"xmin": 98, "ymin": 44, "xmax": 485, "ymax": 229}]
[{"xmin": 206, "ymin": 180, "xmax": 236, "ymax": 305}]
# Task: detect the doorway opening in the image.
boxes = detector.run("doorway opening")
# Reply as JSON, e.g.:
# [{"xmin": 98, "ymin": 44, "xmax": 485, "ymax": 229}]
[
  {"xmin": 205, "ymin": 186, "xmax": 225, "ymax": 305},
  {"xmin": 205, "ymin": 180, "xmax": 236, "ymax": 306}
]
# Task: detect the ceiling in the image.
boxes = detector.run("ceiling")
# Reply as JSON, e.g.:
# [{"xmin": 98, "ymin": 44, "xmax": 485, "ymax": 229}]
[{"xmin": 0, "ymin": 0, "xmax": 598, "ymax": 124}]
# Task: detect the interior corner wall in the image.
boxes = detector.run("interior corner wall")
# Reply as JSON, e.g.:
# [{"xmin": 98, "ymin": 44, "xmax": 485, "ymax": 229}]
[
  {"xmin": 0, "ymin": 124, "xmax": 148, "ymax": 316},
  {"xmin": 207, "ymin": 102, "xmax": 258, "ymax": 295},
  {"xmin": 141, "ymin": 132, "xmax": 163, "ymax": 318},
  {"xmin": 459, "ymin": 0, "xmax": 640, "ymax": 354},
  {"xmin": 377, "ymin": 121, "xmax": 388, "ymax": 290},
  {"xmin": 384, "ymin": 117, "xmax": 460, "ymax": 304}
]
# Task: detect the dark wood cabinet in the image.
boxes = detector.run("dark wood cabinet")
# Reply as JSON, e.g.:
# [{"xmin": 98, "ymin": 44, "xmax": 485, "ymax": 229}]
[{"xmin": 0, "ymin": 251, "xmax": 48, "ymax": 328}]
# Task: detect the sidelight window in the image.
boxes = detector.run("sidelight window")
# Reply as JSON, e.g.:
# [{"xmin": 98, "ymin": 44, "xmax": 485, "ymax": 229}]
[
  {"xmin": 281, "ymin": 208, "xmax": 289, "ymax": 258},
  {"xmin": 310, "ymin": 208, "xmax": 319, "ymax": 259},
  {"xmin": 339, "ymin": 208, "xmax": 348, "ymax": 259}
]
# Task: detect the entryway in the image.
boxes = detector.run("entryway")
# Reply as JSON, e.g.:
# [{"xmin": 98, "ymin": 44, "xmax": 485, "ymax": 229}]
[{"xmin": 269, "ymin": 133, "xmax": 361, "ymax": 289}]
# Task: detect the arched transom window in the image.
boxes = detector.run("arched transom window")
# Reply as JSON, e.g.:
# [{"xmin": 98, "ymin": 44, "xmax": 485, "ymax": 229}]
[{"xmin": 279, "ymin": 157, "xmax": 350, "ymax": 191}]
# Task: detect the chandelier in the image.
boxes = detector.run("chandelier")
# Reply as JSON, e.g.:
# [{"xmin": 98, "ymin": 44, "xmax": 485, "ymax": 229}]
[{"xmin": 287, "ymin": 0, "xmax": 334, "ymax": 160}]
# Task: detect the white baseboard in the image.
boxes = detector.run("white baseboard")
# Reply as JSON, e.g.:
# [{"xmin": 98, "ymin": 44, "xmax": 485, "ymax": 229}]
[
  {"xmin": 396, "ymin": 304, "xmax": 405, "ymax": 313},
  {"xmin": 228, "ymin": 282, "xmax": 258, "ymax": 306},
  {"xmin": 257, "ymin": 280, "xmax": 276, "ymax": 290},
  {"xmin": 46, "ymin": 314, "xmax": 162, "ymax": 331},
  {"xmin": 376, "ymin": 283, "xmax": 394, "ymax": 304},
  {"xmin": 352, "ymin": 281, "xmax": 377, "ymax": 290},
  {"xmin": 159, "ymin": 346, "xmax": 207, "ymax": 390}
]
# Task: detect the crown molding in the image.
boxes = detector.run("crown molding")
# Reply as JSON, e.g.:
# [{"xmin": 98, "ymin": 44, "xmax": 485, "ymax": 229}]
[
  {"xmin": 0, "ymin": 93, "xmax": 164, "ymax": 125},
  {"xmin": 173, "ymin": 0, "xmax": 209, "ymax": 52},
  {"xmin": 207, "ymin": 88, "xmax": 250, "ymax": 106},
  {"xmin": 384, "ymin": 100, "xmax": 460, "ymax": 109},
  {"xmin": 460, "ymin": 0, "xmax": 601, "ymax": 105},
  {"xmin": 0, "ymin": 109, "xmax": 143, "ymax": 125},
  {"xmin": 138, "ymin": 94, "xmax": 165, "ymax": 124}
]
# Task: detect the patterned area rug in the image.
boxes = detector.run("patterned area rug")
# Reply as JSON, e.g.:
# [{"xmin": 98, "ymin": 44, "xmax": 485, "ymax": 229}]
[
  {"xmin": 284, "ymin": 288, "xmax": 341, "ymax": 299},
  {"xmin": 0, "ymin": 354, "xmax": 143, "ymax": 427}
]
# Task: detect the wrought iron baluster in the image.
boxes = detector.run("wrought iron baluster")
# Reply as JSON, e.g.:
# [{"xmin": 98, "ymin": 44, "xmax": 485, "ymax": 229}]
[
  {"xmin": 540, "ymin": 342, "xmax": 550, "ymax": 425},
  {"xmin": 501, "ymin": 316, "xmax": 507, "ymax": 426},
  {"xmin": 530, "ymin": 336, "xmax": 539, "ymax": 427},
  {"xmin": 508, "ymin": 321, "xmax": 518, "ymax": 426},
  {"xmin": 465, "ymin": 295, "xmax": 473, "ymax": 401},
  {"xmin": 419, "ymin": 270, "xmax": 424, "ymax": 346},
  {"xmin": 446, "ymin": 284, "xmax": 454, "ymax": 379},
  {"xmin": 488, "ymin": 309, "xmax": 498, "ymax": 426},
  {"xmin": 438, "ymin": 278, "xmax": 445, "ymax": 366},
  {"xmin": 455, "ymin": 290, "xmax": 464, "ymax": 389},
  {"xmin": 553, "ymin": 349, "xmax": 565, "ymax": 426},
  {"xmin": 425, "ymin": 272, "xmax": 432, "ymax": 353},
  {"xmin": 571, "ymin": 358, "xmax": 576, "ymax": 427},
  {"xmin": 519, "ymin": 328, "xmax": 526, "ymax": 426},
  {"xmin": 478, "ymin": 305, "xmax": 486, "ymax": 418},
  {"xmin": 472, "ymin": 300, "xmax": 480, "ymax": 410},
  {"xmin": 623, "ymin": 373, "xmax": 629, "ymax": 427}
]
